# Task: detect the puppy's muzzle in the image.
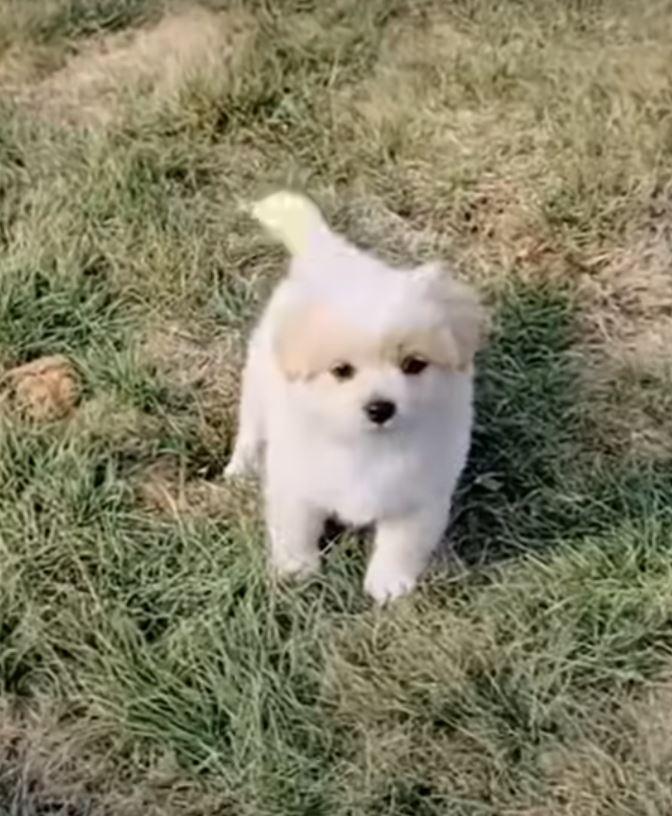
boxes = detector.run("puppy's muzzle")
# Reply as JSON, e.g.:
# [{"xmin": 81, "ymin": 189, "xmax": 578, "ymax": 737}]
[{"xmin": 365, "ymin": 399, "xmax": 396, "ymax": 426}]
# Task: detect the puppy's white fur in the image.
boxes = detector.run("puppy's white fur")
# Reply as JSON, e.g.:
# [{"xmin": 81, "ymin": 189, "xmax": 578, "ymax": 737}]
[{"xmin": 227, "ymin": 192, "xmax": 485, "ymax": 602}]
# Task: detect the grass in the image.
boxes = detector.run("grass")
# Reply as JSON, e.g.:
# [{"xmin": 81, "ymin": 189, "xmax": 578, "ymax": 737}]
[{"xmin": 1, "ymin": 0, "xmax": 672, "ymax": 813}]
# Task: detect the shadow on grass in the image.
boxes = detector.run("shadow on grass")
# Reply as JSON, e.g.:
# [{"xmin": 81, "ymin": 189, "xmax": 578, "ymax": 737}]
[{"xmin": 452, "ymin": 279, "xmax": 672, "ymax": 566}]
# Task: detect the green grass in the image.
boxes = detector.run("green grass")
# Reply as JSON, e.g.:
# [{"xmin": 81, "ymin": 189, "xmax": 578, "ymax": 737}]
[{"xmin": 2, "ymin": 1, "xmax": 672, "ymax": 814}]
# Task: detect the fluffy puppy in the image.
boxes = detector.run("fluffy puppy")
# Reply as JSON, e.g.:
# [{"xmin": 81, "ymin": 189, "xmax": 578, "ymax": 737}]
[{"xmin": 226, "ymin": 192, "xmax": 485, "ymax": 601}]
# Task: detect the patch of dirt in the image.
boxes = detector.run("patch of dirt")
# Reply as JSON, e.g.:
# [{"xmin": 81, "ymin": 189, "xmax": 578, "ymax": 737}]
[
  {"xmin": 458, "ymin": 177, "xmax": 559, "ymax": 276},
  {"xmin": 5, "ymin": 6, "xmax": 254, "ymax": 128},
  {"xmin": 143, "ymin": 321, "xmax": 241, "ymax": 420},
  {"xmin": 136, "ymin": 453, "xmax": 257, "ymax": 520},
  {"xmin": 0, "ymin": 355, "xmax": 79, "ymax": 421},
  {"xmin": 138, "ymin": 323, "xmax": 254, "ymax": 519}
]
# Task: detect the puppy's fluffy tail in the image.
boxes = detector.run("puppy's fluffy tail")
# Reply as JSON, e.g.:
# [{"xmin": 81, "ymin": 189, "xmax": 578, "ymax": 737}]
[{"xmin": 251, "ymin": 191, "xmax": 329, "ymax": 257}]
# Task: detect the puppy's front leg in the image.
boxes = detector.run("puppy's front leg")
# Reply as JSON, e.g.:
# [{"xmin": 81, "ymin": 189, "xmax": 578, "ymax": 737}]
[
  {"xmin": 226, "ymin": 343, "xmax": 265, "ymax": 478},
  {"xmin": 266, "ymin": 485, "xmax": 324, "ymax": 579},
  {"xmin": 365, "ymin": 507, "xmax": 447, "ymax": 602}
]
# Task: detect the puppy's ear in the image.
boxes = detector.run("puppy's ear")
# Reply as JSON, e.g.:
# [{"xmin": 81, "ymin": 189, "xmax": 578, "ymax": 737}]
[
  {"xmin": 273, "ymin": 304, "xmax": 335, "ymax": 381},
  {"xmin": 413, "ymin": 262, "xmax": 487, "ymax": 370}
]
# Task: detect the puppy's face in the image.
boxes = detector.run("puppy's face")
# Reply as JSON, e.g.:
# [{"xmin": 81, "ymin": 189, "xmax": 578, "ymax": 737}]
[{"xmin": 273, "ymin": 264, "xmax": 485, "ymax": 440}]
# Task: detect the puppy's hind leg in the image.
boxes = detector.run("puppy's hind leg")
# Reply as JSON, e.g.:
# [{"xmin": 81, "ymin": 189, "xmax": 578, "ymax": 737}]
[
  {"xmin": 226, "ymin": 345, "xmax": 265, "ymax": 478},
  {"xmin": 364, "ymin": 507, "xmax": 447, "ymax": 603},
  {"xmin": 266, "ymin": 484, "xmax": 324, "ymax": 579}
]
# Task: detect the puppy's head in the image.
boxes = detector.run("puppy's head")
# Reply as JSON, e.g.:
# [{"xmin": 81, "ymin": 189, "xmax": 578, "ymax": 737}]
[{"xmin": 273, "ymin": 261, "xmax": 485, "ymax": 440}]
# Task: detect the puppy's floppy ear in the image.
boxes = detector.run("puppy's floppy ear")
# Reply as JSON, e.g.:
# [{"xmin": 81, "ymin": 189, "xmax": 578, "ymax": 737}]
[
  {"xmin": 273, "ymin": 303, "xmax": 336, "ymax": 381},
  {"xmin": 413, "ymin": 262, "xmax": 487, "ymax": 370}
]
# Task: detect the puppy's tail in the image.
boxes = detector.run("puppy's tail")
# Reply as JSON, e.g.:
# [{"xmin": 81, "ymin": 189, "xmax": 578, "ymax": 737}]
[{"xmin": 250, "ymin": 191, "xmax": 330, "ymax": 257}]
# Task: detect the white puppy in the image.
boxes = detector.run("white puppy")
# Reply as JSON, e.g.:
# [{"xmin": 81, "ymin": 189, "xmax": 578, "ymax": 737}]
[{"xmin": 226, "ymin": 192, "xmax": 485, "ymax": 602}]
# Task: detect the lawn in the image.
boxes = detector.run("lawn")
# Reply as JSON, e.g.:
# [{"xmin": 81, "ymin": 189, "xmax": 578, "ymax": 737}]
[{"xmin": 1, "ymin": 1, "xmax": 672, "ymax": 813}]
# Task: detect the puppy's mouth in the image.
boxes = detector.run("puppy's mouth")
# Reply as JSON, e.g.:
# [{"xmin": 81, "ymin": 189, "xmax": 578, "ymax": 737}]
[
  {"xmin": 366, "ymin": 419, "xmax": 396, "ymax": 432},
  {"xmin": 363, "ymin": 415, "xmax": 400, "ymax": 434}
]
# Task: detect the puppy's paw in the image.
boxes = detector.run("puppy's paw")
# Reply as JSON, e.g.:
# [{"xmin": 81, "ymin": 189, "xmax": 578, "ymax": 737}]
[
  {"xmin": 271, "ymin": 550, "xmax": 320, "ymax": 580},
  {"xmin": 224, "ymin": 458, "xmax": 250, "ymax": 479},
  {"xmin": 224, "ymin": 444, "xmax": 260, "ymax": 479},
  {"xmin": 364, "ymin": 559, "xmax": 418, "ymax": 603}
]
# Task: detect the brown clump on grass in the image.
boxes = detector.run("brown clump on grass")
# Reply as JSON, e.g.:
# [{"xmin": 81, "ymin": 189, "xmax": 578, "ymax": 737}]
[{"xmin": 0, "ymin": 355, "xmax": 79, "ymax": 421}]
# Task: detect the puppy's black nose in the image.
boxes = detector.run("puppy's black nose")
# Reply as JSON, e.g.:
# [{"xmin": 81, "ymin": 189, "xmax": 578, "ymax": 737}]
[{"xmin": 365, "ymin": 399, "xmax": 396, "ymax": 425}]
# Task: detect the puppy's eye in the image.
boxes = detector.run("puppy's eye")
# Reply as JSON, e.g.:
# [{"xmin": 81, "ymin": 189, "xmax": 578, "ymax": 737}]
[
  {"xmin": 331, "ymin": 362, "xmax": 356, "ymax": 381},
  {"xmin": 400, "ymin": 356, "xmax": 428, "ymax": 375}
]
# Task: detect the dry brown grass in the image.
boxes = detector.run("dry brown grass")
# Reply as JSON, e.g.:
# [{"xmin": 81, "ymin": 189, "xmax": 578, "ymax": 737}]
[
  {"xmin": 329, "ymin": 2, "xmax": 672, "ymax": 461},
  {"xmin": 0, "ymin": 699, "xmax": 235, "ymax": 816},
  {"xmin": 136, "ymin": 454, "xmax": 251, "ymax": 519},
  {"xmin": 579, "ymin": 193, "xmax": 672, "ymax": 458},
  {"xmin": 533, "ymin": 679, "xmax": 672, "ymax": 816},
  {"xmin": 2, "ymin": 6, "xmax": 254, "ymax": 128}
]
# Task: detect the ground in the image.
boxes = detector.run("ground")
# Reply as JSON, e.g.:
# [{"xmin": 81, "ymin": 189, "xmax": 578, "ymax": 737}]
[{"xmin": 1, "ymin": 0, "xmax": 672, "ymax": 814}]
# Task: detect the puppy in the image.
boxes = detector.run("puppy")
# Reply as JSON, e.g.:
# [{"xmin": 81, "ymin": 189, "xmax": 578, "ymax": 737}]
[{"xmin": 226, "ymin": 192, "xmax": 485, "ymax": 601}]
